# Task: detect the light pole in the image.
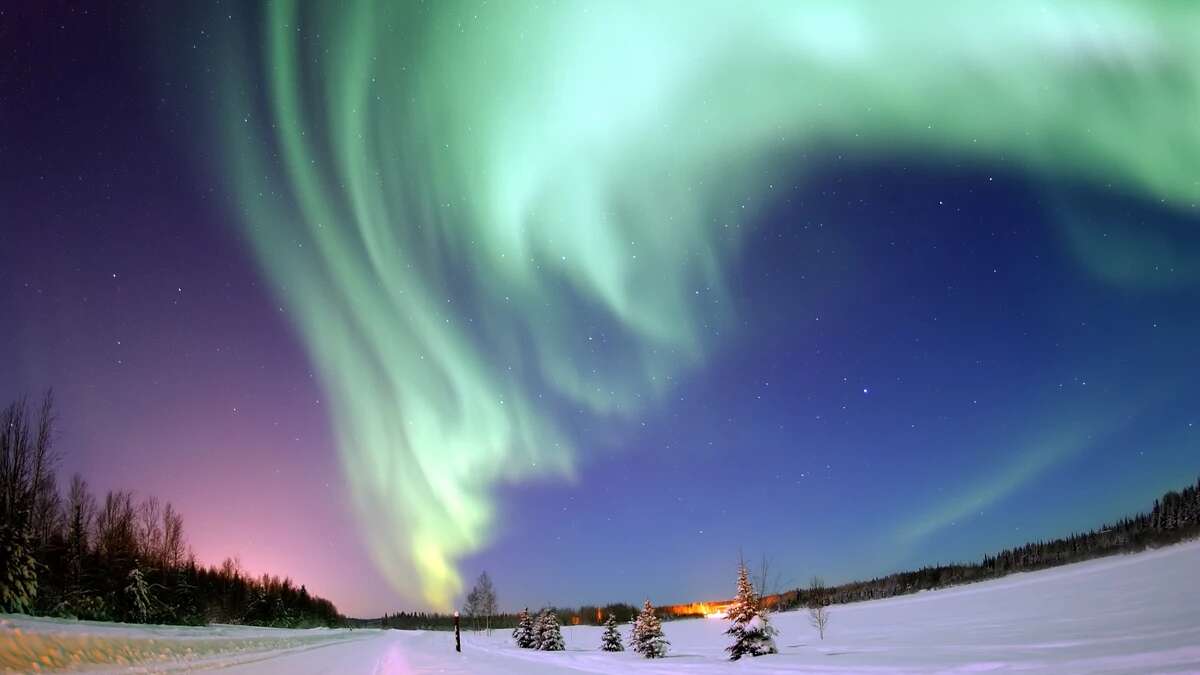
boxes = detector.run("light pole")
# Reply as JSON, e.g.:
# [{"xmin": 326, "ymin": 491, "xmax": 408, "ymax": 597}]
[{"xmin": 454, "ymin": 610, "xmax": 461, "ymax": 652}]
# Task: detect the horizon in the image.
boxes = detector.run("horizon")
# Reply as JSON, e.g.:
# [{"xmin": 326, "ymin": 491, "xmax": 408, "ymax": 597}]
[
  {"xmin": 352, "ymin": 473, "xmax": 1200, "ymax": 619},
  {"xmin": 3, "ymin": 1, "xmax": 1198, "ymax": 620}
]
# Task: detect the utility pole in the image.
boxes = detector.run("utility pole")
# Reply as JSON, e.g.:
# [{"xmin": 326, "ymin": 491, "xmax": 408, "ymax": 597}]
[{"xmin": 454, "ymin": 610, "xmax": 461, "ymax": 652}]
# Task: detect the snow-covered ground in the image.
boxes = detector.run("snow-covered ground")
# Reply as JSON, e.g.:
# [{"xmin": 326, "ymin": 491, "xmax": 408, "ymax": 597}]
[{"xmin": 4, "ymin": 540, "xmax": 1199, "ymax": 673}]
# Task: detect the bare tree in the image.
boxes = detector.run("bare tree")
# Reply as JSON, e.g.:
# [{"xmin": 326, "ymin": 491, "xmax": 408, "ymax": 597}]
[
  {"xmin": 65, "ymin": 474, "xmax": 96, "ymax": 589},
  {"xmin": 162, "ymin": 502, "xmax": 185, "ymax": 569},
  {"xmin": 96, "ymin": 490, "xmax": 137, "ymax": 566},
  {"xmin": 138, "ymin": 496, "xmax": 164, "ymax": 567},
  {"xmin": 462, "ymin": 571, "xmax": 497, "ymax": 632},
  {"xmin": 31, "ymin": 464, "xmax": 62, "ymax": 553},
  {"xmin": 751, "ymin": 555, "xmax": 789, "ymax": 611},
  {"xmin": 808, "ymin": 576, "xmax": 831, "ymax": 640},
  {"xmin": 462, "ymin": 584, "xmax": 481, "ymax": 631},
  {"xmin": 477, "ymin": 571, "xmax": 497, "ymax": 633},
  {"xmin": 0, "ymin": 393, "xmax": 59, "ymax": 530},
  {"xmin": 219, "ymin": 556, "xmax": 243, "ymax": 580}
]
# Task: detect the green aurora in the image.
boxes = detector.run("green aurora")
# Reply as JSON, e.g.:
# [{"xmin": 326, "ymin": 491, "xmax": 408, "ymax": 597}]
[{"xmin": 201, "ymin": 1, "xmax": 1199, "ymax": 608}]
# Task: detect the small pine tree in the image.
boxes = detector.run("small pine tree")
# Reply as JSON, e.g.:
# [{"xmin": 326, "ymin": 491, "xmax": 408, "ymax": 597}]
[
  {"xmin": 627, "ymin": 612, "xmax": 642, "ymax": 653},
  {"xmin": 535, "ymin": 609, "xmax": 565, "ymax": 651},
  {"xmin": 0, "ymin": 518, "xmax": 38, "ymax": 614},
  {"xmin": 724, "ymin": 562, "xmax": 778, "ymax": 660},
  {"xmin": 125, "ymin": 565, "xmax": 154, "ymax": 624},
  {"xmin": 172, "ymin": 568, "xmax": 200, "ymax": 626},
  {"xmin": 531, "ymin": 610, "xmax": 546, "ymax": 649},
  {"xmin": 271, "ymin": 596, "xmax": 293, "ymax": 628},
  {"xmin": 512, "ymin": 608, "xmax": 536, "ymax": 648},
  {"xmin": 633, "ymin": 600, "xmax": 669, "ymax": 658},
  {"xmin": 600, "ymin": 614, "xmax": 624, "ymax": 652}
]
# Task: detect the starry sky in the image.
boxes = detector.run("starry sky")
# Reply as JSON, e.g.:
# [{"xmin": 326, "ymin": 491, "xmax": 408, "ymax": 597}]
[{"xmin": 2, "ymin": 2, "xmax": 1198, "ymax": 617}]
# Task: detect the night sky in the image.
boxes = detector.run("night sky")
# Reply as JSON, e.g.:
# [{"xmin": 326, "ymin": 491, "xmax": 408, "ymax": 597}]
[{"xmin": 3, "ymin": 3, "xmax": 1198, "ymax": 617}]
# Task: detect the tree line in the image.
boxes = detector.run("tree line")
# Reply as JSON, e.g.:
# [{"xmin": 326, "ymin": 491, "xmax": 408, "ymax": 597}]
[
  {"xmin": 371, "ymin": 572, "xmax": 645, "ymax": 631},
  {"xmin": 766, "ymin": 475, "xmax": 1200, "ymax": 611},
  {"xmin": 497, "ymin": 475, "xmax": 1200, "ymax": 663},
  {"xmin": 372, "ymin": 602, "xmax": 647, "ymax": 631},
  {"xmin": 0, "ymin": 393, "xmax": 341, "ymax": 627},
  {"xmin": 372, "ymin": 476, "xmax": 1200, "ymax": 639}
]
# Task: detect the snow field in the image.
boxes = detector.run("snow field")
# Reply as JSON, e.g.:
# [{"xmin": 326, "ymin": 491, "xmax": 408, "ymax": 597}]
[{"xmin": 3, "ymin": 540, "xmax": 1198, "ymax": 673}]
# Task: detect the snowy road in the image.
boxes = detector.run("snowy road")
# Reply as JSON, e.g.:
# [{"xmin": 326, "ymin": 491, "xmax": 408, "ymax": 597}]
[{"xmin": 4, "ymin": 540, "xmax": 1200, "ymax": 673}]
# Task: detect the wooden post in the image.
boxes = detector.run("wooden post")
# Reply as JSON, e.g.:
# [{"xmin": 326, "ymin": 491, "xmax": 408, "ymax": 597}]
[{"xmin": 454, "ymin": 610, "xmax": 461, "ymax": 652}]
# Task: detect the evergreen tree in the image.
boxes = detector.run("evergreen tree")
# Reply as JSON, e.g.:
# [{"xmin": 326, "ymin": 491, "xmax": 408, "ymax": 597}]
[
  {"xmin": 1, "ymin": 394, "xmax": 345, "ymax": 629},
  {"xmin": 633, "ymin": 600, "xmax": 669, "ymax": 658},
  {"xmin": 271, "ymin": 595, "xmax": 294, "ymax": 627},
  {"xmin": 627, "ymin": 612, "xmax": 642, "ymax": 653},
  {"xmin": 530, "ymin": 610, "xmax": 545, "ymax": 649},
  {"xmin": 125, "ymin": 565, "xmax": 155, "ymax": 623},
  {"xmin": 534, "ymin": 608, "xmax": 565, "ymax": 651},
  {"xmin": 512, "ymin": 607, "xmax": 536, "ymax": 648},
  {"xmin": 724, "ymin": 562, "xmax": 778, "ymax": 660},
  {"xmin": 172, "ymin": 567, "xmax": 200, "ymax": 626},
  {"xmin": 600, "ymin": 613, "xmax": 625, "ymax": 652},
  {"xmin": 0, "ymin": 517, "xmax": 38, "ymax": 614},
  {"xmin": 531, "ymin": 609, "xmax": 547, "ymax": 648},
  {"xmin": 0, "ymin": 395, "xmax": 56, "ymax": 615}
]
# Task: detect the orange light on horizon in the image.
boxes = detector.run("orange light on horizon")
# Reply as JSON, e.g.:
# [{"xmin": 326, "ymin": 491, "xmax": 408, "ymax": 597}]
[{"xmin": 665, "ymin": 601, "xmax": 731, "ymax": 619}]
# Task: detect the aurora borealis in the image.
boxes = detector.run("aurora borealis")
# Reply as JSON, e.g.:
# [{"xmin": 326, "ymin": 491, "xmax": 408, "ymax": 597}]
[{"xmin": 3, "ymin": 1, "xmax": 1198, "ymax": 616}]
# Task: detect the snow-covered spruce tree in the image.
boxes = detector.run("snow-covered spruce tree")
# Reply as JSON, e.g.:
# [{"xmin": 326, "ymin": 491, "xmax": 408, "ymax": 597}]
[
  {"xmin": 627, "ymin": 612, "xmax": 642, "ymax": 654},
  {"xmin": 535, "ymin": 609, "xmax": 565, "ymax": 651},
  {"xmin": 0, "ymin": 517, "xmax": 38, "ymax": 614},
  {"xmin": 530, "ymin": 609, "xmax": 546, "ymax": 649},
  {"xmin": 512, "ymin": 608, "xmax": 536, "ymax": 648},
  {"xmin": 600, "ymin": 614, "xmax": 625, "ymax": 652},
  {"xmin": 125, "ymin": 565, "xmax": 155, "ymax": 623},
  {"xmin": 270, "ymin": 595, "xmax": 293, "ymax": 628},
  {"xmin": 633, "ymin": 600, "xmax": 669, "ymax": 658},
  {"xmin": 724, "ymin": 562, "xmax": 778, "ymax": 660}
]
